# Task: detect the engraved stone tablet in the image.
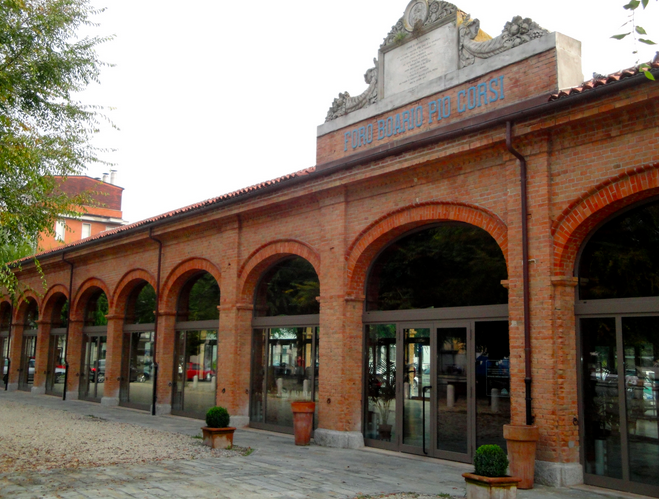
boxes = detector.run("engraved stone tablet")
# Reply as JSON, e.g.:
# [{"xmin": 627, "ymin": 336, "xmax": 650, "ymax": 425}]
[{"xmin": 383, "ymin": 22, "xmax": 458, "ymax": 98}]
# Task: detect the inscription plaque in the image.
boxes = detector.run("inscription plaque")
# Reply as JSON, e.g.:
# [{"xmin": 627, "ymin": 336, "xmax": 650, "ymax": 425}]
[{"xmin": 383, "ymin": 23, "xmax": 458, "ymax": 98}]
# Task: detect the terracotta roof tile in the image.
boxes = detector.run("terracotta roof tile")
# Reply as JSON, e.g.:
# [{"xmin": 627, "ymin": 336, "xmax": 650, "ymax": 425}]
[
  {"xmin": 549, "ymin": 56, "xmax": 659, "ymax": 101},
  {"xmin": 19, "ymin": 166, "xmax": 316, "ymax": 262}
]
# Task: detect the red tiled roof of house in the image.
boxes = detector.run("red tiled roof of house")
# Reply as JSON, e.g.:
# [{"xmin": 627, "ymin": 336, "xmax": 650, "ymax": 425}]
[
  {"xmin": 19, "ymin": 166, "xmax": 316, "ymax": 262},
  {"xmin": 549, "ymin": 54, "xmax": 659, "ymax": 101}
]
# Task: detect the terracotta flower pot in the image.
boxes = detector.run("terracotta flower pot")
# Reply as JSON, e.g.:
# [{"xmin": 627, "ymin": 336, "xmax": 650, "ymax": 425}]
[
  {"xmin": 291, "ymin": 401, "xmax": 315, "ymax": 446},
  {"xmin": 463, "ymin": 473, "xmax": 521, "ymax": 499},
  {"xmin": 201, "ymin": 426, "xmax": 236, "ymax": 449},
  {"xmin": 503, "ymin": 424, "xmax": 539, "ymax": 489}
]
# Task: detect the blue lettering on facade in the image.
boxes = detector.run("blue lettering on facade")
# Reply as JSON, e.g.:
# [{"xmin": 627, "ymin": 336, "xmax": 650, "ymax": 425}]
[{"xmin": 344, "ymin": 75, "xmax": 504, "ymax": 151}]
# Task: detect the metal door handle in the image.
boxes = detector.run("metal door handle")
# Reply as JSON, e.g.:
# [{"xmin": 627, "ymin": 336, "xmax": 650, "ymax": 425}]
[{"xmin": 422, "ymin": 385, "xmax": 432, "ymax": 455}]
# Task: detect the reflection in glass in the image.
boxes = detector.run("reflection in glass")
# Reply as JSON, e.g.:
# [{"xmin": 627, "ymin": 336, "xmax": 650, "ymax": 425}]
[
  {"xmin": 582, "ymin": 317, "xmax": 622, "ymax": 479},
  {"xmin": 579, "ymin": 201, "xmax": 659, "ymax": 300},
  {"xmin": 475, "ymin": 321, "xmax": 510, "ymax": 450},
  {"xmin": 177, "ymin": 273, "xmax": 220, "ymax": 322},
  {"xmin": 366, "ymin": 324, "xmax": 397, "ymax": 442},
  {"xmin": 84, "ymin": 292, "xmax": 108, "ymax": 327},
  {"xmin": 250, "ymin": 327, "xmax": 319, "ymax": 430},
  {"xmin": 171, "ymin": 330, "xmax": 217, "ymax": 419},
  {"xmin": 403, "ymin": 328, "xmax": 431, "ymax": 448},
  {"xmin": 254, "ymin": 258, "xmax": 320, "ymax": 317},
  {"xmin": 435, "ymin": 327, "xmax": 468, "ymax": 454},
  {"xmin": 126, "ymin": 285, "xmax": 156, "ymax": 324},
  {"xmin": 120, "ymin": 331, "xmax": 154, "ymax": 409},
  {"xmin": 622, "ymin": 317, "xmax": 659, "ymax": 488},
  {"xmin": 366, "ymin": 225, "xmax": 508, "ymax": 311},
  {"xmin": 46, "ymin": 335, "xmax": 66, "ymax": 396},
  {"xmin": 80, "ymin": 335, "xmax": 107, "ymax": 401},
  {"xmin": 19, "ymin": 335, "xmax": 37, "ymax": 391}
]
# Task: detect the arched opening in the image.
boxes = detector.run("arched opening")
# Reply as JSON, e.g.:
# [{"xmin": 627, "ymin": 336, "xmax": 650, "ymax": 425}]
[
  {"xmin": 45, "ymin": 295, "xmax": 68, "ymax": 396},
  {"xmin": 576, "ymin": 199, "xmax": 659, "ymax": 497},
  {"xmin": 250, "ymin": 256, "xmax": 320, "ymax": 434},
  {"xmin": 363, "ymin": 223, "xmax": 509, "ymax": 462},
  {"xmin": 79, "ymin": 289, "xmax": 109, "ymax": 402},
  {"xmin": 120, "ymin": 282, "xmax": 156, "ymax": 411},
  {"xmin": 172, "ymin": 272, "xmax": 220, "ymax": 420},
  {"xmin": 1, "ymin": 302, "xmax": 12, "ymax": 389},
  {"xmin": 18, "ymin": 299, "xmax": 39, "ymax": 392}
]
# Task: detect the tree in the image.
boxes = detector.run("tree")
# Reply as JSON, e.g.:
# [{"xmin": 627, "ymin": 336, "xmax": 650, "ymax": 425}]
[
  {"xmin": 612, "ymin": 0, "xmax": 657, "ymax": 80},
  {"xmin": 0, "ymin": 0, "xmax": 111, "ymax": 300}
]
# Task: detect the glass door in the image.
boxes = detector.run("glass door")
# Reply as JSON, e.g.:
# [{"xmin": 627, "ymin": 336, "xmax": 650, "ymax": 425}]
[
  {"xmin": 171, "ymin": 329, "xmax": 218, "ymax": 419},
  {"xmin": 120, "ymin": 331, "xmax": 154, "ymax": 410},
  {"xmin": 79, "ymin": 334, "xmax": 107, "ymax": 402},
  {"xmin": 46, "ymin": 334, "xmax": 66, "ymax": 396},
  {"xmin": 1, "ymin": 335, "xmax": 9, "ymax": 388},
  {"xmin": 364, "ymin": 320, "xmax": 509, "ymax": 463},
  {"xmin": 19, "ymin": 335, "xmax": 37, "ymax": 391},
  {"xmin": 581, "ymin": 315, "xmax": 659, "ymax": 496}
]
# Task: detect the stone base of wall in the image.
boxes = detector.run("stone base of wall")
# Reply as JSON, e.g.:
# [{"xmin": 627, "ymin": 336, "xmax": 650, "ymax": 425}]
[
  {"xmin": 65, "ymin": 390, "xmax": 78, "ymax": 400},
  {"xmin": 6, "ymin": 383, "xmax": 18, "ymax": 392},
  {"xmin": 155, "ymin": 403, "xmax": 171, "ymax": 416},
  {"xmin": 313, "ymin": 429, "xmax": 364, "ymax": 449},
  {"xmin": 535, "ymin": 461, "xmax": 583, "ymax": 487},
  {"xmin": 31, "ymin": 386, "xmax": 45, "ymax": 395},
  {"xmin": 101, "ymin": 396, "xmax": 119, "ymax": 407},
  {"xmin": 230, "ymin": 416, "xmax": 249, "ymax": 428}
]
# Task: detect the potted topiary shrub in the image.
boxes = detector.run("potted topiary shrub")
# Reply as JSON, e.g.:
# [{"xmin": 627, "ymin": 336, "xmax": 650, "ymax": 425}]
[
  {"xmin": 201, "ymin": 406, "xmax": 236, "ymax": 449},
  {"xmin": 462, "ymin": 445, "xmax": 521, "ymax": 499}
]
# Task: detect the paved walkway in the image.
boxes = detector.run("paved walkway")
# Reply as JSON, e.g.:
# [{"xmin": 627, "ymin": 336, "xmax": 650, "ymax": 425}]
[{"xmin": 0, "ymin": 390, "xmax": 649, "ymax": 499}]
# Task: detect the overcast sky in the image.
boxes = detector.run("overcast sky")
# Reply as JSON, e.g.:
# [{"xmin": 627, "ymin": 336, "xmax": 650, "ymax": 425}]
[{"xmin": 80, "ymin": 0, "xmax": 658, "ymax": 224}]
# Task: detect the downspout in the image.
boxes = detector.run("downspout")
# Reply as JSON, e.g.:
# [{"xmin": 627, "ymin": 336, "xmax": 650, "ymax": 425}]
[
  {"xmin": 148, "ymin": 228, "xmax": 163, "ymax": 416},
  {"xmin": 62, "ymin": 253, "xmax": 74, "ymax": 401},
  {"xmin": 506, "ymin": 121, "xmax": 533, "ymax": 426}
]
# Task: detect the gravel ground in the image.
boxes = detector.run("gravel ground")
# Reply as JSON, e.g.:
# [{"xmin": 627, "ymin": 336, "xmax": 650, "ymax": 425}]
[{"xmin": 0, "ymin": 401, "xmax": 250, "ymax": 473}]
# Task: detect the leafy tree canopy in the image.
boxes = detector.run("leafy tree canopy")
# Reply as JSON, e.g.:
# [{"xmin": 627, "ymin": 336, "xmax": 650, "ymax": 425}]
[
  {"xmin": 0, "ymin": 0, "xmax": 111, "ymax": 300},
  {"xmin": 612, "ymin": 0, "xmax": 657, "ymax": 80}
]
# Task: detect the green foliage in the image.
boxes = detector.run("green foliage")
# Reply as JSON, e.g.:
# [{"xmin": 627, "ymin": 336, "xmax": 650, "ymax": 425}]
[
  {"xmin": 188, "ymin": 273, "xmax": 220, "ymax": 321},
  {"xmin": 473, "ymin": 445, "xmax": 509, "ymax": 477},
  {"xmin": 133, "ymin": 284, "xmax": 156, "ymax": 324},
  {"xmin": 258, "ymin": 257, "xmax": 319, "ymax": 316},
  {"xmin": 612, "ymin": 0, "xmax": 657, "ymax": 80},
  {"xmin": 206, "ymin": 406, "xmax": 230, "ymax": 428},
  {"xmin": 0, "ymin": 0, "xmax": 112, "ymax": 299}
]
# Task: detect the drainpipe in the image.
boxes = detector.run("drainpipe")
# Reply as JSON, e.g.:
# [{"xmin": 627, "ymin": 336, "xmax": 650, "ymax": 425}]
[
  {"xmin": 148, "ymin": 228, "xmax": 163, "ymax": 416},
  {"xmin": 506, "ymin": 121, "xmax": 533, "ymax": 426},
  {"xmin": 62, "ymin": 253, "xmax": 74, "ymax": 401},
  {"xmin": 4, "ymin": 307, "xmax": 11, "ymax": 391}
]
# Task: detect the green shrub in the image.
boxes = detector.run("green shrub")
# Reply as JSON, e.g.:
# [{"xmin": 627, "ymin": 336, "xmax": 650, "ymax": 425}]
[
  {"xmin": 205, "ymin": 406, "xmax": 230, "ymax": 428},
  {"xmin": 473, "ymin": 445, "xmax": 509, "ymax": 477}
]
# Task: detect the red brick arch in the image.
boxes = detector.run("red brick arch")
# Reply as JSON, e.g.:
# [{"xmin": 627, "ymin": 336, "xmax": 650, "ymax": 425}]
[
  {"xmin": 111, "ymin": 269, "xmax": 157, "ymax": 316},
  {"xmin": 161, "ymin": 258, "xmax": 221, "ymax": 314},
  {"xmin": 237, "ymin": 239, "xmax": 321, "ymax": 305},
  {"xmin": 14, "ymin": 291, "xmax": 40, "ymax": 324},
  {"xmin": 345, "ymin": 201, "xmax": 508, "ymax": 297},
  {"xmin": 71, "ymin": 278, "xmax": 111, "ymax": 322},
  {"xmin": 41, "ymin": 284, "xmax": 70, "ymax": 324},
  {"xmin": 553, "ymin": 163, "xmax": 659, "ymax": 275}
]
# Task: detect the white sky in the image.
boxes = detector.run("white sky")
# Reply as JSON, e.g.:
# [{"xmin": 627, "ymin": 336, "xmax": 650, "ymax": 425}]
[{"xmin": 80, "ymin": 0, "xmax": 658, "ymax": 224}]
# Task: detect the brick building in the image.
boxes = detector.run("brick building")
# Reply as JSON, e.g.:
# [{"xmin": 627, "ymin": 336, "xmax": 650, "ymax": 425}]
[
  {"xmin": 2, "ymin": 2, "xmax": 658, "ymax": 496},
  {"xmin": 38, "ymin": 173, "xmax": 127, "ymax": 252}
]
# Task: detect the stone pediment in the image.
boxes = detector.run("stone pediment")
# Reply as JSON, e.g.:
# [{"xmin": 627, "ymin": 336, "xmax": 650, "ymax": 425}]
[{"xmin": 324, "ymin": 0, "xmax": 549, "ymax": 123}]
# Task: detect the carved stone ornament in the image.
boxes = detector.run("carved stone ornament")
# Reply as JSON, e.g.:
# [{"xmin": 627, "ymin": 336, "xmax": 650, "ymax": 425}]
[
  {"xmin": 325, "ymin": 59, "xmax": 379, "ymax": 122},
  {"xmin": 382, "ymin": 0, "xmax": 459, "ymax": 48},
  {"xmin": 459, "ymin": 15, "xmax": 549, "ymax": 68}
]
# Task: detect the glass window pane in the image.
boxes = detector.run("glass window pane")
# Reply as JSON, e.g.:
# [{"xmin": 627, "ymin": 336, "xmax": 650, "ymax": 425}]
[
  {"xmin": 475, "ymin": 321, "xmax": 510, "ymax": 450},
  {"xmin": 365, "ymin": 225, "xmax": 508, "ymax": 311},
  {"xmin": 366, "ymin": 324, "xmax": 397, "ymax": 442},
  {"xmin": 254, "ymin": 258, "xmax": 320, "ymax": 317},
  {"xmin": 579, "ymin": 202, "xmax": 659, "ymax": 300},
  {"xmin": 581, "ymin": 317, "xmax": 623, "ymax": 479},
  {"xmin": 403, "ymin": 327, "xmax": 430, "ymax": 448},
  {"xmin": 622, "ymin": 317, "xmax": 659, "ymax": 488}
]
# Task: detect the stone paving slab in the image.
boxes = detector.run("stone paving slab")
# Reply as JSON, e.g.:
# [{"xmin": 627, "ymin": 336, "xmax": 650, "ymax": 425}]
[{"xmin": 0, "ymin": 390, "xmax": 650, "ymax": 499}]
